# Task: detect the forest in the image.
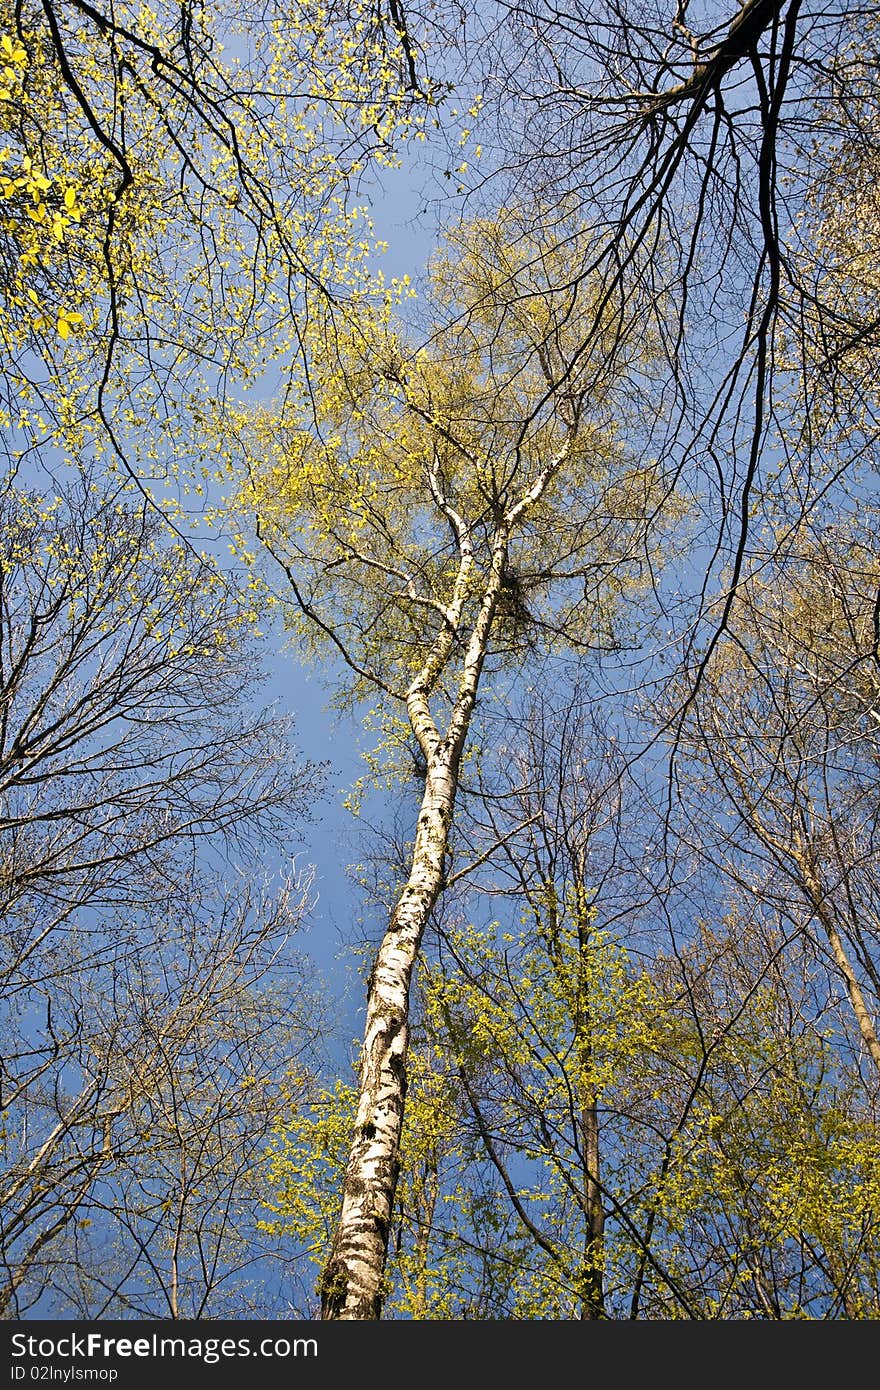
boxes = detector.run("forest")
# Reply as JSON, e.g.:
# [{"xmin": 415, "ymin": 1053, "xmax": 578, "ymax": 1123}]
[{"xmin": 1, "ymin": 0, "xmax": 879, "ymax": 1321}]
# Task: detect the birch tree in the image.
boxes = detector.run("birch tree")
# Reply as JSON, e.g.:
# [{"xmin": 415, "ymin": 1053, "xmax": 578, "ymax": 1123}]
[{"xmin": 238, "ymin": 208, "xmax": 674, "ymax": 1317}]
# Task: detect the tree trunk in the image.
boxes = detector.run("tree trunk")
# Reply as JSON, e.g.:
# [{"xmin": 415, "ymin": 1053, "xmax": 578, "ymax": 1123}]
[
  {"xmin": 319, "ymin": 540, "xmax": 508, "ymax": 1319},
  {"xmin": 578, "ymin": 1087, "xmax": 606, "ymax": 1319},
  {"xmin": 318, "ymin": 750, "xmax": 458, "ymax": 1318}
]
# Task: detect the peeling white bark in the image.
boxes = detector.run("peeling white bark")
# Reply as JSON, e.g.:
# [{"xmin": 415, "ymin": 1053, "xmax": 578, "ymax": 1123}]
[
  {"xmin": 319, "ymin": 541, "xmax": 508, "ymax": 1319},
  {"xmin": 319, "ymin": 433, "xmax": 575, "ymax": 1319}
]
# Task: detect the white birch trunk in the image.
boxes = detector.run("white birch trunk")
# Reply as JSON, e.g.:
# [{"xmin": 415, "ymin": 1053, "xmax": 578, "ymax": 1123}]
[
  {"xmin": 319, "ymin": 540, "xmax": 508, "ymax": 1319},
  {"xmin": 318, "ymin": 434, "xmax": 572, "ymax": 1318}
]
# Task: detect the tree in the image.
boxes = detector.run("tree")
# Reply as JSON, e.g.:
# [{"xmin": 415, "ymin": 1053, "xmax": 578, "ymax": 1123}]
[
  {"xmin": 2, "ymin": 878, "xmax": 323, "ymax": 1318},
  {"xmin": 416, "ymin": 684, "xmax": 880, "ymax": 1317},
  {"xmin": 0, "ymin": 468, "xmax": 315, "ymax": 911},
  {"xmin": 644, "ymin": 911, "xmax": 880, "ymax": 1318},
  {"xmin": 8, "ymin": 0, "xmax": 876, "ymax": 1322},
  {"xmin": 261, "ymin": 1043, "xmax": 525, "ymax": 1320},
  {"xmin": 417, "ymin": 1, "xmax": 880, "ymax": 717},
  {"xmin": 421, "ymin": 692, "xmax": 639, "ymax": 1319},
  {"xmin": 248, "ymin": 2, "xmax": 879, "ymax": 1319},
  {"xmin": 791, "ymin": 9, "xmax": 880, "ymax": 433},
  {"xmin": 0, "ymin": 0, "xmax": 443, "ymax": 1320},
  {"xmin": 668, "ymin": 515, "xmax": 880, "ymax": 1080},
  {"xmin": 0, "ymin": 465, "xmax": 325, "ymax": 1315},
  {"xmin": 0, "ymin": 25, "xmax": 85, "ymax": 349},
  {"xmin": 238, "ymin": 207, "xmax": 674, "ymax": 1316},
  {"xmin": 262, "ymin": 677, "xmax": 880, "ymax": 1319},
  {"xmin": 0, "ymin": 0, "xmax": 432, "ymax": 540}
]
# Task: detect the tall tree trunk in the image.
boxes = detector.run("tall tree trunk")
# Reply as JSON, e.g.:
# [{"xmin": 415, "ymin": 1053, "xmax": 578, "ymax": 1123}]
[
  {"xmin": 318, "ymin": 750, "xmax": 458, "ymax": 1318},
  {"xmin": 578, "ymin": 1086, "xmax": 605, "ymax": 1319},
  {"xmin": 319, "ymin": 541, "xmax": 508, "ymax": 1319},
  {"xmin": 317, "ymin": 426, "xmax": 572, "ymax": 1318}
]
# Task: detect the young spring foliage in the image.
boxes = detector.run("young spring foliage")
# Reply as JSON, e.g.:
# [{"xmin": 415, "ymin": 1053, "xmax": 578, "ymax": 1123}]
[
  {"xmin": 241, "ymin": 209, "xmax": 669, "ymax": 699},
  {"xmin": 0, "ymin": 0, "xmax": 433, "ymax": 513}
]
